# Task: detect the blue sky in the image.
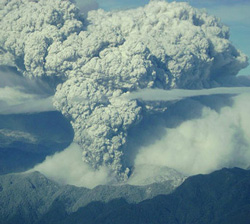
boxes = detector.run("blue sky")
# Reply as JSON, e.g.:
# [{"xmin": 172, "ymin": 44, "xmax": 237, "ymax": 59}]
[{"xmin": 76, "ymin": 0, "xmax": 250, "ymax": 76}]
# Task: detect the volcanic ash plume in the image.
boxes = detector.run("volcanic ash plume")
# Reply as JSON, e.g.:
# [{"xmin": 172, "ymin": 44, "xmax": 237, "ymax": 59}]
[{"xmin": 0, "ymin": 0, "xmax": 248, "ymax": 181}]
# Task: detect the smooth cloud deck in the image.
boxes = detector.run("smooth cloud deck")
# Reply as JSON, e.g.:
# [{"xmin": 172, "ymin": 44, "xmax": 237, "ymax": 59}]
[{"xmin": 126, "ymin": 87, "xmax": 250, "ymax": 101}]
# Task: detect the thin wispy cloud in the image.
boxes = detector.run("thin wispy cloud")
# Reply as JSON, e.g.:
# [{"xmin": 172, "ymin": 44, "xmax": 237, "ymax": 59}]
[
  {"xmin": 0, "ymin": 95, "xmax": 55, "ymax": 115},
  {"xmin": 0, "ymin": 69, "xmax": 53, "ymax": 95},
  {"xmin": 125, "ymin": 87, "xmax": 250, "ymax": 102},
  {"xmin": 0, "ymin": 87, "xmax": 34, "ymax": 106},
  {"xmin": 0, "ymin": 70, "xmax": 55, "ymax": 114}
]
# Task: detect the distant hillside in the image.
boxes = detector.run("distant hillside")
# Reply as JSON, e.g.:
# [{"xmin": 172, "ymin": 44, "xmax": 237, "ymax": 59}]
[
  {"xmin": 42, "ymin": 168, "xmax": 250, "ymax": 224},
  {"xmin": 0, "ymin": 171, "xmax": 177, "ymax": 224},
  {"xmin": 1, "ymin": 168, "xmax": 250, "ymax": 224}
]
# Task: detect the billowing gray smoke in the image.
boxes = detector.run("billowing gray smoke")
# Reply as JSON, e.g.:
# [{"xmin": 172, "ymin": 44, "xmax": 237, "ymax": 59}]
[{"xmin": 0, "ymin": 0, "xmax": 248, "ymax": 181}]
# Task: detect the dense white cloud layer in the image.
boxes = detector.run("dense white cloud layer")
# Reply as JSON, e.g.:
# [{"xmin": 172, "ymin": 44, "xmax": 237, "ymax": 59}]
[
  {"xmin": 135, "ymin": 93, "xmax": 250, "ymax": 175},
  {"xmin": 33, "ymin": 143, "xmax": 185, "ymax": 188},
  {"xmin": 33, "ymin": 143, "xmax": 114, "ymax": 188},
  {"xmin": 1, "ymin": 0, "xmax": 249, "ymax": 181}
]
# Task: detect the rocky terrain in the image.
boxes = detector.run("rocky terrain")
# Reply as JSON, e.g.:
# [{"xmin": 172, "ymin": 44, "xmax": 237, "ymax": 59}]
[
  {"xmin": 1, "ymin": 168, "xmax": 249, "ymax": 224},
  {"xmin": 0, "ymin": 170, "xmax": 184, "ymax": 224}
]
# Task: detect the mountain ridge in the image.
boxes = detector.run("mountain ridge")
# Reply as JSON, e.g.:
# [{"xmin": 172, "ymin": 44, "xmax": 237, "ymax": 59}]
[
  {"xmin": 1, "ymin": 167, "xmax": 250, "ymax": 224},
  {"xmin": 0, "ymin": 170, "xmax": 179, "ymax": 223}
]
